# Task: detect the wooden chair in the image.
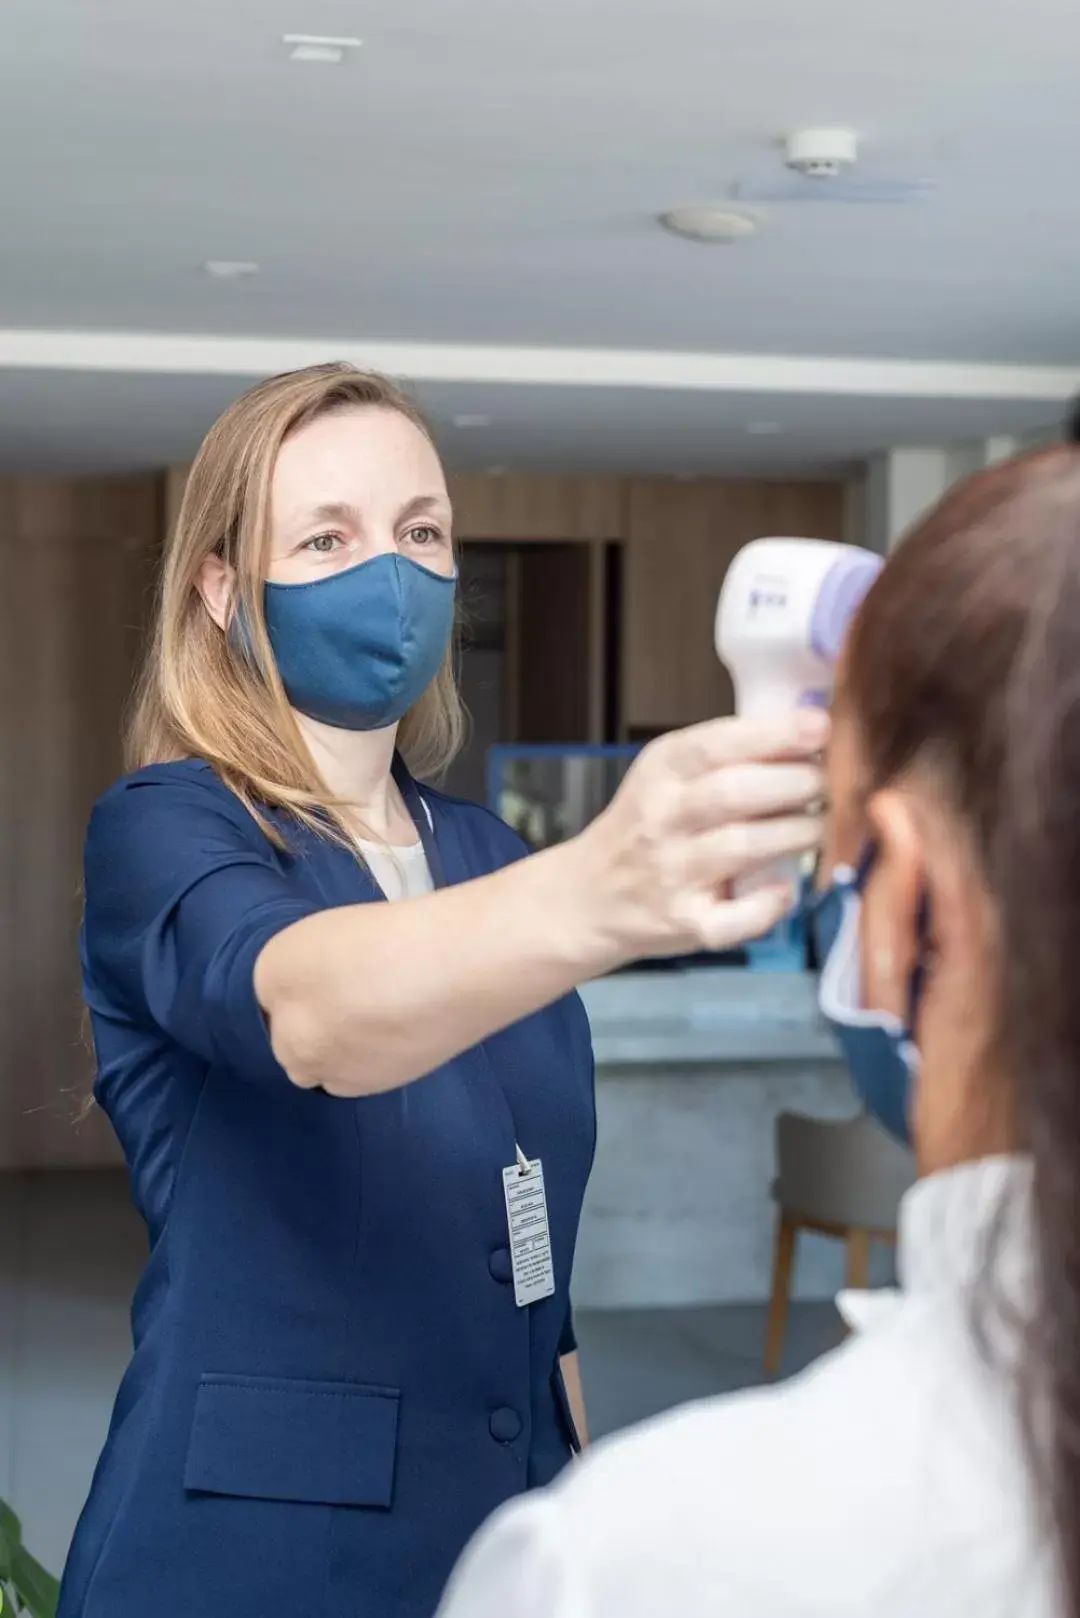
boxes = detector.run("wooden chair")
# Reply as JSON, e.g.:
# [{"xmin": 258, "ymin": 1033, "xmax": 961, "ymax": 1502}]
[{"xmin": 764, "ymin": 1110, "xmax": 916, "ymax": 1377}]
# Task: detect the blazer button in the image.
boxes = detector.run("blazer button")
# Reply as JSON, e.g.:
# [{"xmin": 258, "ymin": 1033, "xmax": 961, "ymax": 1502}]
[
  {"xmin": 489, "ymin": 1407, "xmax": 523, "ymax": 1444},
  {"xmin": 488, "ymin": 1247, "xmax": 513, "ymax": 1284}
]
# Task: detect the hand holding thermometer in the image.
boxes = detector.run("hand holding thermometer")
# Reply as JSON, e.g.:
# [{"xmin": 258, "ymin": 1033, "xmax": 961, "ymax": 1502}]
[{"xmin": 715, "ymin": 536, "xmax": 883, "ymax": 899}]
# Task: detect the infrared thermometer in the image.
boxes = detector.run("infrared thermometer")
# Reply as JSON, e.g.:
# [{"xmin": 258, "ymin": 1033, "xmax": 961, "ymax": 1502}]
[
  {"xmin": 715, "ymin": 537, "xmax": 883, "ymax": 719},
  {"xmin": 715, "ymin": 536, "xmax": 883, "ymax": 900}
]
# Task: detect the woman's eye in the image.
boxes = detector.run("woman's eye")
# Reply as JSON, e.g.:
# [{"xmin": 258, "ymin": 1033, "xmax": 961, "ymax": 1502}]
[
  {"xmin": 405, "ymin": 525, "xmax": 442, "ymax": 548},
  {"xmin": 303, "ymin": 532, "xmax": 342, "ymax": 555}
]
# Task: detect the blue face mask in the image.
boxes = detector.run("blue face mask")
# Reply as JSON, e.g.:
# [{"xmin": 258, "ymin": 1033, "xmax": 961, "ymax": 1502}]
[
  {"xmin": 811, "ymin": 850, "xmax": 926, "ymax": 1146},
  {"xmin": 258, "ymin": 552, "xmax": 457, "ymax": 731}
]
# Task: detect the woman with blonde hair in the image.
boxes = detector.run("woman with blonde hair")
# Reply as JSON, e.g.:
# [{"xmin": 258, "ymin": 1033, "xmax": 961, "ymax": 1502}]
[{"xmin": 58, "ymin": 363, "xmax": 825, "ymax": 1618}]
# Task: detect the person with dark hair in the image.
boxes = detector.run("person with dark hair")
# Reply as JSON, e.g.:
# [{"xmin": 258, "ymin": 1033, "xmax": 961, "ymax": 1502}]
[{"xmin": 439, "ymin": 426, "xmax": 1080, "ymax": 1618}]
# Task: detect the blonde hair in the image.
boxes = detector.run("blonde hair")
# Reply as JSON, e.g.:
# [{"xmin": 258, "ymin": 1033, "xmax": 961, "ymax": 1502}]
[{"xmin": 128, "ymin": 363, "xmax": 465, "ymax": 843}]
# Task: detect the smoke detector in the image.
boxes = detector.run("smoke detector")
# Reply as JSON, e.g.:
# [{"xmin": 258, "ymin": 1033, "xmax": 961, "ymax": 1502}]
[
  {"xmin": 733, "ymin": 130, "xmax": 934, "ymax": 206},
  {"xmin": 658, "ymin": 206, "xmax": 758, "ymax": 244},
  {"xmin": 784, "ymin": 128, "xmax": 859, "ymax": 179}
]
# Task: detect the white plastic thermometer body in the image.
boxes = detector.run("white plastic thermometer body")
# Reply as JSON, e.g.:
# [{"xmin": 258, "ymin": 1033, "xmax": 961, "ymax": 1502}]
[{"xmin": 715, "ymin": 536, "xmax": 883, "ymax": 901}]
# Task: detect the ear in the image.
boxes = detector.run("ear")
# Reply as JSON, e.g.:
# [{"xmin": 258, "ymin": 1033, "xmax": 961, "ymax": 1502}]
[
  {"xmin": 195, "ymin": 554, "xmax": 235, "ymax": 633},
  {"xmin": 862, "ymin": 788, "xmax": 924, "ymax": 1020}
]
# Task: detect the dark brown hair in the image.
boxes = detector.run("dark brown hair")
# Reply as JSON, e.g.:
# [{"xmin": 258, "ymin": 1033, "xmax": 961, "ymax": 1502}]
[{"xmin": 845, "ymin": 424, "xmax": 1080, "ymax": 1611}]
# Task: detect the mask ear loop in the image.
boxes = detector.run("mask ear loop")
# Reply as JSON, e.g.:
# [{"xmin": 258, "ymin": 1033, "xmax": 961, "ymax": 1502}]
[
  {"xmin": 803, "ymin": 845, "xmax": 868, "ymax": 974},
  {"xmin": 856, "ymin": 845, "xmax": 930, "ymax": 1040}
]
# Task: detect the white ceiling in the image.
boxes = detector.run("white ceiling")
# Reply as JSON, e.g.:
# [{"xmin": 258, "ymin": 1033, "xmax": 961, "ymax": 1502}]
[
  {"xmin": 0, "ymin": 368, "xmax": 1066, "ymax": 478},
  {"xmin": 1, "ymin": 0, "xmax": 1079, "ymax": 473}
]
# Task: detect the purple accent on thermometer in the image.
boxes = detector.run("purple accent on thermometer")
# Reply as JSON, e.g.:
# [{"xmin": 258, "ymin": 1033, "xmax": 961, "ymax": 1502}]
[
  {"xmin": 809, "ymin": 552, "xmax": 883, "ymax": 664},
  {"xmin": 799, "ymin": 690, "xmax": 830, "ymax": 709}
]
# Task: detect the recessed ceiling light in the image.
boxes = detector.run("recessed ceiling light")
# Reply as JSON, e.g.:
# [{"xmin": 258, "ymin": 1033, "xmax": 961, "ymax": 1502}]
[
  {"xmin": 452, "ymin": 413, "xmax": 493, "ymax": 429},
  {"xmin": 203, "ymin": 260, "xmax": 260, "ymax": 279},
  {"xmin": 745, "ymin": 421, "xmax": 783, "ymax": 435},
  {"xmin": 658, "ymin": 206, "xmax": 759, "ymax": 244},
  {"xmin": 283, "ymin": 33, "xmax": 362, "ymax": 63}
]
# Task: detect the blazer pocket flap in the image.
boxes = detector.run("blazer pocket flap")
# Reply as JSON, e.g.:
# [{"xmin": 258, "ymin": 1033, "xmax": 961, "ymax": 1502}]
[{"xmin": 184, "ymin": 1374, "xmax": 400, "ymax": 1507}]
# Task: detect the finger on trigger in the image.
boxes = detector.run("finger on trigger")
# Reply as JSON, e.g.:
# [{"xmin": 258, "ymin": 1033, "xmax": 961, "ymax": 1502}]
[
  {"xmin": 669, "ymin": 710, "xmax": 830, "ymax": 777},
  {"xmin": 680, "ymin": 763, "xmax": 826, "ymax": 832},
  {"xmin": 691, "ymin": 815, "xmax": 822, "ymax": 884}
]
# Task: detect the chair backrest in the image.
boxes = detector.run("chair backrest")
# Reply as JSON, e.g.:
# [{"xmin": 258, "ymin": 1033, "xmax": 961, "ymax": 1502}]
[{"xmin": 774, "ymin": 1110, "xmax": 916, "ymax": 1231}]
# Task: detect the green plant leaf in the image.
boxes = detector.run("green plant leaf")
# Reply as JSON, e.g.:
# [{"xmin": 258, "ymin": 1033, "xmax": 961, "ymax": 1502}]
[
  {"xmin": 0, "ymin": 1500, "xmax": 18, "ymax": 1583},
  {"xmin": 11, "ymin": 1543, "xmax": 60, "ymax": 1618}
]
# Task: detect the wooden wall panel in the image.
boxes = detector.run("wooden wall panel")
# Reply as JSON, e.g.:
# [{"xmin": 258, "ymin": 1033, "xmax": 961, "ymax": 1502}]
[
  {"xmin": 446, "ymin": 473, "xmax": 625, "ymax": 541},
  {"xmin": 0, "ymin": 476, "xmax": 164, "ymax": 1168},
  {"xmin": 623, "ymin": 479, "xmax": 846, "ymax": 734}
]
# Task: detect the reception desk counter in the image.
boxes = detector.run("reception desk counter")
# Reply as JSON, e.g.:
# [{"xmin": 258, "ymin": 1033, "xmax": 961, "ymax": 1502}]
[{"xmin": 573, "ymin": 969, "xmax": 862, "ymax": 1310}]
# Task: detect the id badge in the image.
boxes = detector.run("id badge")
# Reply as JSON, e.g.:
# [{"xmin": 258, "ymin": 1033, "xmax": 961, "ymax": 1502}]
[{"xmin": 502, "ymin": 1150, "xmax": 556, "ymax": 1308}]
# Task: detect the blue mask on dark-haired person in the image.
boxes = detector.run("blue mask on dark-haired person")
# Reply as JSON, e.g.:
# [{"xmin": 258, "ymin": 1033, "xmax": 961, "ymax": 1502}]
[
  {"xmin": 810, "ymin": 851, "xmax": 927, "ymax": 1146},
  {"xmin": 255, "ymin": 552, "xmax": 457, "ymax": 731}
]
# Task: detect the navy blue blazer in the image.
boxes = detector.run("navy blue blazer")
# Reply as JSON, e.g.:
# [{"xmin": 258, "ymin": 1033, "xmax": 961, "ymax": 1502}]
[{"xmin": 59, "ymin": 758, "xmax": 596, "ymax": 1618}]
